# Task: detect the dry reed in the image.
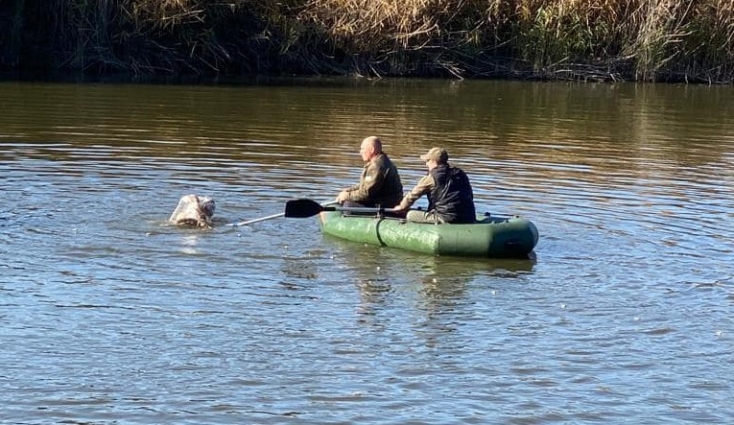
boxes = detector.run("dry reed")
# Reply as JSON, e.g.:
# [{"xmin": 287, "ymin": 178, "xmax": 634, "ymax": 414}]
[{"xmin": 1, "ymin": 0, "xmax": 732, "ymax": 82}]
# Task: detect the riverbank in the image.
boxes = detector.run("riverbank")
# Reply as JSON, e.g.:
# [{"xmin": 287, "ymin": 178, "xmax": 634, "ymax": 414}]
[{"xmin": 2, "ymin": 0, "xmax": 732, "ymax": 83}]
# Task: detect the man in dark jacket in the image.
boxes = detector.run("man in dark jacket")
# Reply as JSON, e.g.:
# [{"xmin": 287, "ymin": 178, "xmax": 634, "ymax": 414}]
[
  {"xmin": 393, "ymin": 147, "xmax": 476, "ymax": 224},
  {"xmin": 336, "ymin": 136, "xmax": 403, "ymax": 208}
]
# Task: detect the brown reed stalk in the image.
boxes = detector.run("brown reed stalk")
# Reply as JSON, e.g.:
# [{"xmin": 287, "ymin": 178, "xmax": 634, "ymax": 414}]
[
  {"xmin": 2, "ymin": 0, "xmax": 733, "ymax": 81},
  {"xmin": 677, "ymin": 0, "xmax": 734, "ymax": 83}
]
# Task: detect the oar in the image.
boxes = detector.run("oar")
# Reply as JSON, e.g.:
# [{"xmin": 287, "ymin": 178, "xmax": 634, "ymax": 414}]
[
  {"xmin": 228, "ymin": 212, "xmax": 284, "ymax": 227},
  {"xmin": 228, "ymin": 199, "xmax": 337, "ymax": 227},
  {"xmin": 285, "ymin": 198, "xmax": 397, "ymax": 218}
]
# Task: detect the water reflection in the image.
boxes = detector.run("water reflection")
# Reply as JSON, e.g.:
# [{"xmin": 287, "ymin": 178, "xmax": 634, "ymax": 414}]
[{"xmin": 324, "ymin": 236, "xmax": 536, "ymax": 328}]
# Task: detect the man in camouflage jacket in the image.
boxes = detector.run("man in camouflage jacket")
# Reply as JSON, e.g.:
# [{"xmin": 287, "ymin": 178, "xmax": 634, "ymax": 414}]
[{"xmin": 336, "ymin": 136, "xmax": 403, "ymax": 208}]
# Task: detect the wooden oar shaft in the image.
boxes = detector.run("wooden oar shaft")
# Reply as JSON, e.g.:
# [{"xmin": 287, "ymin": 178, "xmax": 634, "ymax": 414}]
[
  {"xmin": 285, "ymin": 198, "xmax": 397, "ymax": 218},
  {"xmin": 230, "ymin": 212, "xmax": 285, "ymax": 227},
  {"xmin": 328, "ymin": 206, "xmax": 398, "ymax": 214}
]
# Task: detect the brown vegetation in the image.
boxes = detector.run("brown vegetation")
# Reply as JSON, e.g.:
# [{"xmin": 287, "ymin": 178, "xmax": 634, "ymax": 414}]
[{"xmin": 1, "ymin": 0, "xmax": 732, "ymax": 82}]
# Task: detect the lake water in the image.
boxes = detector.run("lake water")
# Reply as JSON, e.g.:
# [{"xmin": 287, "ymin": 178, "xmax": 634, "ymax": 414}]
[{"xmin": 1, "ymin": 79, "xmax": 733, "ymax": 424}]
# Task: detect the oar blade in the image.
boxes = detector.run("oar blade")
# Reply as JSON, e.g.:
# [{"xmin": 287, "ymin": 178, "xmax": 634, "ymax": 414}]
[{"xmin": 284, "ymin": 199, "xmax": 326, "ymax": 218}]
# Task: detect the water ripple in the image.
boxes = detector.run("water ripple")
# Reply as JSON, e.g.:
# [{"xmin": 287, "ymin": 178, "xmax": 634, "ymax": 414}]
[{"xmin": 1, "ymin": 81, "xmax": 734, "ymax": 424}]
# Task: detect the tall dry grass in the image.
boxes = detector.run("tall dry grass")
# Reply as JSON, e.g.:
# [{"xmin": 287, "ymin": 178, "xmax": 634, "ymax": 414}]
[
  {"xmin": 297, "ymin": 0, "xmax": 734, "ymax": 81},
  {"xmin": 1, "ymin": 0, "xmax": 733, "ymax": 82},
  {"xmin": 678, "ymin": 0, "xmax": 734, "ymax": 83}
]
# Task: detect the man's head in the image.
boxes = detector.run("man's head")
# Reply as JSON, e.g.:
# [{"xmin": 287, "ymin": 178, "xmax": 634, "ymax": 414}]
[
  {"xmin": 420, "ymin": 147, "xmax": 449, "ymax": 169},
  {"xmin": 360, "ymin": 136, "xmax": 383, "ymax": 162}
]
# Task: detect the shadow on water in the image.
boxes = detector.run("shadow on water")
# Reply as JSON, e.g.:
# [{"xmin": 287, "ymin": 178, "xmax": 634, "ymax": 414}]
[
  {"xmin": 320, "ymin": 233, "xmax": 536, "ymax": 302},
  {"xmin": 309, "ymin": 235, "xmax": 539, "ymax": 346},
  {"xmin": 322, "ymin": 233, "xmax": 535, "ymax": 277}
]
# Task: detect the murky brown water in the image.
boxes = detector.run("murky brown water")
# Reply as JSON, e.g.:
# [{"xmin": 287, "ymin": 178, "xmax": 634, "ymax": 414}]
[{"xmin": 1, "ymin": 79, "xmax": 733, "ymax": 424}]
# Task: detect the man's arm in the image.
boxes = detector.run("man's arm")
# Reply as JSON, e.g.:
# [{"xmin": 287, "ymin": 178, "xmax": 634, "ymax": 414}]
[
  {"xmin": 396, "ymin": 174, "xmax": 434, "ymax": 210},
  {"xmin": 346, "ymin": 161, "xmax": 387, "ymax": 203}
]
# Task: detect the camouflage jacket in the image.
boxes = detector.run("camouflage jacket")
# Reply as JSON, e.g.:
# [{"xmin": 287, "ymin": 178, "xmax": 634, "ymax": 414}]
[{"xmin": 344, "ymin": 153, "xmax": 403, "ymax": 207}]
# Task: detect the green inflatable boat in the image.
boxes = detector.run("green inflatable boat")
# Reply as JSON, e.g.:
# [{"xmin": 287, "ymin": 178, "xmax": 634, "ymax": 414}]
[{"xmin": 283, "ymin": 198, "xmax": 539, "ymax": 258}]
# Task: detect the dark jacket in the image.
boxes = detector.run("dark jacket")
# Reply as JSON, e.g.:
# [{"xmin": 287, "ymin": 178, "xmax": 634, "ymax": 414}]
[{"xmin": 428, "ymin": 164, "xmax": 475, "ymax": 223}]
